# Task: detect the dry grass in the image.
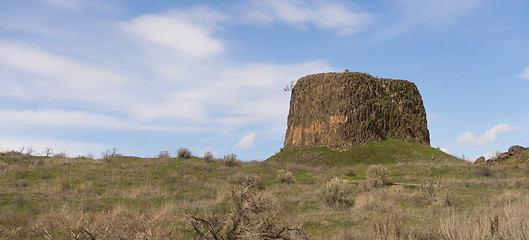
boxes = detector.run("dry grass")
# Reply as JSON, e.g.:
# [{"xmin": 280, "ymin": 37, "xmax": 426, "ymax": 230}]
[{"xmin": 1, "ymin": 149, "xmax": 529, "ymax": 239}]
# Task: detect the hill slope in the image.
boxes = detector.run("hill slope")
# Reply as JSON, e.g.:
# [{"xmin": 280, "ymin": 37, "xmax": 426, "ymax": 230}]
[{"xmin": 268, "ymin": 138, "xmax": 461, "ymax": 165}]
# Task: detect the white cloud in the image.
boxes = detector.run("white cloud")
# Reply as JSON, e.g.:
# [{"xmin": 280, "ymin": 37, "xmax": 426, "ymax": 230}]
[
  {"xmin": 234, "ymin": 134, "xmax": 256, "ymax": 150},
  {"xmin": 42, "ymin": 0, "xmax": 81, "ymax": 10},
  {"xmin": 385, "ymin": 0, "xmax": 482, "ymax": 35},
  {"xmin": 243, "ymin": 0, "xmax": 372, "ymax": 35},
  {"xmin": 0, "ymin": 41, "xmax": 127, "ymax": 96},
  {"xmin": 119, "ymin": 7, "xmax": 226, "ymax": 58},
  {"xmin": 0, "ymin": 109, "xmax": 180, "ymax": 131},
  {"xmin": 456, "ymin": 124, "xmax": 523, "ymax": 145},
  {"xmin": 519, "ymin": 66, "xmax": 529, "ymax": 80}
]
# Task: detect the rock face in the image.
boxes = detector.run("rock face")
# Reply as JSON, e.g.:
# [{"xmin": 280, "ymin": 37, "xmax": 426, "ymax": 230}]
[{"xmin": 284, "ymin": 72, "xmax": 430, "ymax": 150}]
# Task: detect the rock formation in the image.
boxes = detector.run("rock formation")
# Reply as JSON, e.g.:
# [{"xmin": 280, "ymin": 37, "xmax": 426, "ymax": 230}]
[{"xmin": 284, "ymin": 71, "xmax": 430, "ymax": 150}]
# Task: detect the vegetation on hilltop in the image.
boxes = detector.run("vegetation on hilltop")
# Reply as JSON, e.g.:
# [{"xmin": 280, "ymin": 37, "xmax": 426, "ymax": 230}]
[{"xmin": 1, "ymin": 142, "xmax": 529, "ymax": 239}]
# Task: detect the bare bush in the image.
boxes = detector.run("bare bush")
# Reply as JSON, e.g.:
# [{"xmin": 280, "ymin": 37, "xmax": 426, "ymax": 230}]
[
  {"xmin": 177, "ymin": 148, "xmax": 192, "ymax": 159},
  {"xmin": 229, "ymin": 173, "xmax": 262, "ymax": 189},
  {"xmin": 223, "ymin": 154, "xmax": 239, "ymax": 167},
  {"xmin": 322, "ymin": 177, "xmax": 354, "ymax": 207},
  {"xmin": 203, "ymin": 152, "xmax": 214, "ymax": 162},
  {"xmin": 276, "ymin": 169, "xmax": 294, "ymax": 184},
  {"xmin": 102, "ymin": 147, "xmax": 119, "ymax": 161},
  {"xmin": 53, "ymin": 152, "xmax": 67, "ymax": 159},
  {"xmin": 189, "ymin": 187, "xmax": 307, "ymax": 239},
  {"xmin": 474, "ymin": 165, "xmax": 491, "ymax": 177},
  {"xmin": 158, "ymin": 150, "xmax": 171, "ymax": 159}
]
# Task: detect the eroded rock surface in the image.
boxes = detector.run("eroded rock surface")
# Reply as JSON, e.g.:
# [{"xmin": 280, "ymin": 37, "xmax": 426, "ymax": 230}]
[{"xmin": 284, "ymin": 72, "xmax": 430, "ymax": 150}]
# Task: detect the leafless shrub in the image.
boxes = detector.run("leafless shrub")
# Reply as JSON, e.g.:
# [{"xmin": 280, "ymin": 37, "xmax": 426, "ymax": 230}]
[
  {"xmin": 474, "ymin": 165, "xmax": 491, "ymax": 177},
  {"xmin": 322, "ymin": 177, "xmax": 354, "ymax": 207},
  {"xmin": 421, "ymin": 178, "xmax": 440, "ymax": 204},
  {"xmin": 158, "ymin": 150, "xmax": 171, "ymax": 159},
  {"xmin": 276, "ymin": 169, "xmax": 294, "ymax": 184},
  {"xmin": 203, "ymin": 152, "xmax": 214, "ymax": 162},
  {"xmin": 283, "ymin": 80, "xmax": 296, "ymax": 92},
  {"xmin": 358, "ymin": 165, "xmax": 390, "ymax": 191},
  {"xmin": 44, "ymin": 147, "xmax": 53, "ymax": 157},
  {"xmin": 177, "ymin": 148, "xmax": 192, "ymax": 159},
  {"xmin": 0, "ymin": 160, "xmax": 8, "ymax": 173},
  {"xmin": 15, "ymin": 179, "xmax": 29, "ymax": 187},
  {"xmin": 223, "ymin": 154, "xmax": 239, "ymax": 167},
  {"xmin": 53, "ymin": 152, "xmax": 67, "ymax": 159},
  {"xmin": 102, "ymin": 147, "xmax": 119, "ymax": 161},
  {"xmin": 189, "ymin": 187, "xmax": 307, "ymax": 240},
  {"xmin": 229, "ymin": 172, "xmax": 262, "ymax": 189}
]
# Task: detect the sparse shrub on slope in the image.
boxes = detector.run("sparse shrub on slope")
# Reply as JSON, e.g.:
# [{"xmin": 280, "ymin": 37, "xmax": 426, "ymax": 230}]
[
  {"xmin": 223, "ymin": 154, "xmax": 239, "ymax": 166},
  {"xmin": 177, "ymin": 148, "xmax": 192, "ymax": 159},
  {"xmin": 366, "ymin": 165, "xmax": 389, "ymax": 188},
  {"xmin": 474, "ymin": 165, "xmax": 491, "ymax": 177},
  {"xmin": 276, "ymin": 169, "xmax": 294, "ymax": 184},
  {"xmin": 322, "ymin": 177, "xmax": 354, "ymax": 207},
  {"xmin": 203, "ymin": 152, "xmax": 214, "ymax": 162},
  {"xmin": 189, "ymin": 188, "xmax": 307, "ymax": 239},
  {"xmin": 158, "ymin": 150, "xmax": 171, "ymax": 159},
  {"xmin": 229, "ymin": 172, "xmax": 262, "ymax": 189}
]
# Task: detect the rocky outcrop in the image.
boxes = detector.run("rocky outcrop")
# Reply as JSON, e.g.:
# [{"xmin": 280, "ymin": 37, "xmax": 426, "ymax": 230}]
[
  {"xmin": 474, "ymin": 156, "xmax": 485, "ymax": 164},
  {"xmin": 284, "ymin": 72, "xmax": 430, "ymax": 150},
  {"xmin": 484, "ymin": 145, "xmax": 527, "ymax": 164}
]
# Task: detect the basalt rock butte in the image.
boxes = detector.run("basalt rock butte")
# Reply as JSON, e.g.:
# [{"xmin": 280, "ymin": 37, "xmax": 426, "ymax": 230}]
[{"xmin": 284, "ymin": 71, "xmax": 430, "ymax": 151}]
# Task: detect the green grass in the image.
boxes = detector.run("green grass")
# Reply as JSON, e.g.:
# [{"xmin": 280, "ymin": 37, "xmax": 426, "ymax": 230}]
[
  {"xmin": 0, "ymin": 143, "xmax": 528, "ymax": 239},
  {"xmin": 267, "ymin": 138, "xmax": 461, "ymax": 165}
]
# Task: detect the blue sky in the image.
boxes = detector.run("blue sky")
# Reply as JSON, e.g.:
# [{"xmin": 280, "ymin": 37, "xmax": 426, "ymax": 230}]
[{"xmin": 0, "ymin": 0, "xmax": 527, "ymax": 161}]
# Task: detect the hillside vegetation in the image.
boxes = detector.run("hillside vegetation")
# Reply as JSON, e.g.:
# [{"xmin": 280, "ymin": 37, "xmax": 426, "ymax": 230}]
[{"xmin": 1, "ymin": 140, "xmax": 529, "ymax": 239}]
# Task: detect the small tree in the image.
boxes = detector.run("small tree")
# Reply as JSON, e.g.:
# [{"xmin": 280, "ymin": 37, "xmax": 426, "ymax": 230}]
[{"xmin": 177, "ymin": 148, "xmax": 192, "ymax": 159}]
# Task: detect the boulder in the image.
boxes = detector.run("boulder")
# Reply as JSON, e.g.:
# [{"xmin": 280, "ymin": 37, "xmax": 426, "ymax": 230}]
[
  {"xmin": 508, "ymin": 145, "xmax": 526, "ymax": 156},
  {"xmin": 474, "ymin": 156, "xmax": 485, "ymax": 164}
]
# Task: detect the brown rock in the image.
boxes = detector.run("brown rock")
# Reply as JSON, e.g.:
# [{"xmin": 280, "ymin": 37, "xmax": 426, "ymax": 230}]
[
  {"xmin": 474, "ymin": 156, "xmax": 485, "ymax": 164},
  {"xmin": 284, "ymin": 72, "xmax": 430, "ymax": 150},
  {"xmin": 498, "ymin": 152, "xmax": 510, "ymax": 161},
  {"xmin": 508, "ymin": 145, "xmax": 526, "ymax": 156}
]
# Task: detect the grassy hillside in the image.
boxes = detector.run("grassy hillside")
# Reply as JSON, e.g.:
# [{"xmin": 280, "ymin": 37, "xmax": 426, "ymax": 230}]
[
  {"xmin": 1, "ymin": 145, "xmax": 529, "ymax": 239},
  {"xmin": 267, "ymin": 138, "xmax": 461, "ymax": 165}
]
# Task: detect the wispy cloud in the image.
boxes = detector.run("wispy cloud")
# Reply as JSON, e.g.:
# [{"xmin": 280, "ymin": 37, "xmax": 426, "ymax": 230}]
[
  {"xmin": 456, "ymin": 123, "xmax": 523, "ymax": 145},
  {"xmin": 0, "ymin": 41, "xmax": 128, "ymax": 99},
  {"xmin": 234, "ymin": 134, "xmax": 256, "ymax": 150},
  {"xmin": 0, "ymin": 109, "xmax": 181, "ymax": 131},
  {"xmin": 118, "ymin": 7, "xmax": 227, "ymax": 58},
  {"xmin": 243, "ymin": 0, "xmax": 372, "ymax": 35},
  {"xmin": 384, "ymin": 0, "xmax": 482, "ymax": 35},
  {"xmin": 520, "ymin": 66, "xmax": 529, "ymax": 80}
]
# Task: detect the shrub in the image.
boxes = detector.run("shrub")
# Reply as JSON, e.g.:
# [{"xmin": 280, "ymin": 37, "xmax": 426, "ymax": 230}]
[
  {"xmin": 189, "ymin": 188, "xmax": 307, "ymax": 239},
  {"xmin": 276, "ymin": 169, "xmax": 294, "ymax": 184},
  {"xmin": 203, "ymin": 152, "xmax": 214, "ymax": 162},
  {"xmin": 53, "ymin": 152, "xmax": 67, "ymax": 159},
  {"xmin": 229, "ymin": 173, "xmax": 262, "ymax": 188},
  {"xmin": 223, "ymin": 154, "xmax": 239, "ymax": 166},
  {"xmin": 322, "ymin": 177, "xmax": 354, "ymax": 207},
  {"xmin": 474, "ymin": 165, "xmax": 491, "ymax": 177},
  {"xmin": 366, "ymin": 165, "xmax": 389, "ymax": 188},
  {"xmin": 177, "ymin": 148, "xmax": 192, "ymax": 159},
  {"xmin": 158, "ymin": 150, "xmax": 171, "ymax": 159}
]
